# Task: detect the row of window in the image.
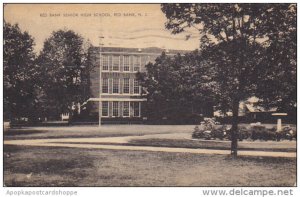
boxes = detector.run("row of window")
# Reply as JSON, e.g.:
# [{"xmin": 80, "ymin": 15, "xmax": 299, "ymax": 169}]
[
  {"xmin": 101, "ymin": 55, "xmax": 143, "ymax": 72},
  {"xmin": 102, "ymin": 78, "xmax": 140, "ymax": 94},
  {"xmin": 102, "ymin": 101, "xmax": 140, "ymax": 117}
]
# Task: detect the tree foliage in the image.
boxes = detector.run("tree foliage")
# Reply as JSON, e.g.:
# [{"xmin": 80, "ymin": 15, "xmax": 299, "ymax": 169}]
[
  {"xmin": 3, "ymin": 21, "xmax": 38, "ymax": 121},
  {"xmin": 162, "ymin": 3, "xmax": 296, "ymax": 109},
  {"xmin": 37, "ymin": 30, "xmax": 90, "ymax": 119},
  {"xmin": 161, "ymin": 3, "xmax": 296, "ymax": 157},
  {"xmin": 137, "ymin": 51, "xmax": 216, "ymax": 123},
  {"xmin": 256, "ymin": 5, "xmax": 296, "ymax": 113}
]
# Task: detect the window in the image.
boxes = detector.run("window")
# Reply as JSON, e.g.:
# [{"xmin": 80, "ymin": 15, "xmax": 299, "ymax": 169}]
[
  {"xmin": 123, "ymin": 101, "xmax": 129, "ymax": 117},
  {"xmin": 112, "ymin": 78, "xmax": 119, "ymax": 94},
  {"xmin": 123, "ymin": 78, "xmax": 130, "ymax": 94},
  {"xmin": 112, "ymin": 55, "xmax": 120, "ymax": 71},
  {"xmin": 102, "ymin": 101, "xmax": 108, "ymax": 117},
  {"xmin": 123, "ymin": 56, "xmax": 130, "ymax": 71},
  {"xmin": 113, "ymin": 101, "xmax": 119, "ymax": 117},
  {"xmin": 133, "ymin": 79, "xmax": 140, "ymax": 94},
  {"xmin": 133, "ymin": 102, "xmax": 140, "ymax": 117},
  {"xmin": 102, "ymin": 55, "xmax": 109, "ymax": 71},
  {"xmin": 147, "ymin": 56, "xmax": 151, "ymax": 64},
  {"xmin": 132, "ymin": 56, "xmax": 140, "ymax": 72},
  {"xmin": 102, "ymin": 78, "xmax": 109, "ymax": 94}
]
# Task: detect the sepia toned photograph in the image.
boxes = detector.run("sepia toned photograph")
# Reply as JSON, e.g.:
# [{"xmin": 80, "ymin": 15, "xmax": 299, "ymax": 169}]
[{"xmin": 2, "ymin": 3, "xmax": 297, "ymax": 188}]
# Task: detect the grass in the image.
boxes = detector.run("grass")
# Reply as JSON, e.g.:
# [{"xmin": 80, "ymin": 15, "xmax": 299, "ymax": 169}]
[
  {"xmin": 4, "ymin": 125, "xmax": 195, "ymax": 140},
  {"xmin": 4, "ymin": 125, "xmax": 297, "ymax": 186},
  {"xmin": 4, "ymin": 124, "xmax": 296, "ymax": 140},
  {"xmin": 127, "ymin": 138, "xmax": 296, "ymax": 152},
  {"xmin": 4, "ymin": 145, "xmax": 296, "ymax": 187}
]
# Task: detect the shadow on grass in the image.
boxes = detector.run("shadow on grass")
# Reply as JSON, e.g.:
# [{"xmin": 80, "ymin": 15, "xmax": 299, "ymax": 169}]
[
  {"xmin": 3, "ymin": 145, "xmax": 296, "ymax": 187},
  {"xmin": 4, "ymin": 129, "xmax": 46, "ymax": 136},
  {"xmin": 4, "ymin": 145, "xmax": 95, "ymax": 187},
  {"xmin": 4, "ymin": 132, "xmax": 145, "ymax": 140},
  {"xmin": 224, "ymin": 155, "xmax": 296, "ymax": 164},
  {"xmin": 127, "ymin": 138, "xmax": 296, "ymax": 152}
]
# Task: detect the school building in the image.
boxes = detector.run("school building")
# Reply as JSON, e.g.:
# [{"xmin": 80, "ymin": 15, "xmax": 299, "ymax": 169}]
[{"xmin": 81, "ymin": 46, "xmax": 187, "ymax": 124}]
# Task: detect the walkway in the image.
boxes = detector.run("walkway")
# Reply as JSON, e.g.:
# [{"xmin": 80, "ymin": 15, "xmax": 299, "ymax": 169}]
[{"xmin": 4, "ymin": 136, "xmax": 296, "ymax": 158}]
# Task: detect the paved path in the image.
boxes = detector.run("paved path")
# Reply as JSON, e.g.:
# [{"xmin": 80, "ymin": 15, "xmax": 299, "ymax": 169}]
[{"xmin": 4, "ymin": 137, "xmax": 296, "ymax": 158}]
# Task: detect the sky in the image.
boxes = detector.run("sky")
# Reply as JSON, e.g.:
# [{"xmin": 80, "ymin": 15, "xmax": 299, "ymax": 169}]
[{"xmin": 4, "ymin": 4, "xmax": 201, "ymax": 53}]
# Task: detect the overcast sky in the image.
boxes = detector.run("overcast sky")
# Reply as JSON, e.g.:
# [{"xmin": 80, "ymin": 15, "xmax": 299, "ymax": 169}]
[{"xmin": 4, "ymin": 4, "xmax": 201, "ymax": 53}]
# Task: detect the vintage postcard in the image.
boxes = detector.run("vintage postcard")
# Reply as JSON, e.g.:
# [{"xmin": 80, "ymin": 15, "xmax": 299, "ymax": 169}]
[{"xmin": 2, "ymin": 2, "xmax": 297, "ymax": 192}]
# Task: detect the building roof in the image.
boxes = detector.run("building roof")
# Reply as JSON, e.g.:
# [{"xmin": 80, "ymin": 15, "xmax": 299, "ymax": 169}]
[
  {"xmin": 90, "ymin": 46, "xmax": 189, "ymax": 55},
  {"xmin": 245, "ymin": 104, "xmax": 277, "ymax": 113}
]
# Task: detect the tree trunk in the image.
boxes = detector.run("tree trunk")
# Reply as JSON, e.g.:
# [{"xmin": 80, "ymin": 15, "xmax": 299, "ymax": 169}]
[{"xmin": 231, "ymin": 99, "xmax": 239, "ymax": 158}]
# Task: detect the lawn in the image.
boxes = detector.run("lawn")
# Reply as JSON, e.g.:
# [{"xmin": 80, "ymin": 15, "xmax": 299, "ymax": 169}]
[
  {"xmin": 127, "ymin": 138, "xmax": 297, "ymax": 152},
  {"xmin": 4, "ymin": 124, "xmax": 295, "ymax": 141},
  {"xmin": 4, "ymin": 125, "xmax": 195, "ymax": 140},
  {"xmin": 4, "ymin": 145, "xmax": 296, "ymax": 187}
]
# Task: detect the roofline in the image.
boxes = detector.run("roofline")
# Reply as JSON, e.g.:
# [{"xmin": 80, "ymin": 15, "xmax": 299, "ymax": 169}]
[{"xmin": 89, "ymin": 46, "xmax": 190, "ymax": 55}]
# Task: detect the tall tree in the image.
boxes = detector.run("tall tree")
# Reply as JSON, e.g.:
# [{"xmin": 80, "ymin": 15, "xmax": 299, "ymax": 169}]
[
  {"xmin": 161, "ymin": 4, "xmax": 296, "ymax": 157},
  {"xmin": 137, "ymin": 51, "xmax": 216, "ymax": 123},
  {"xmin": 256, "ymin": 4, "xmax": 296, "ymax": 116},
  {"xmin": 37, "ymin": 30, "xmax": 90, "ymax": 119},
  {"xmin": 3, "ymin": 21, "xmax": 38, "ymax": 121}
]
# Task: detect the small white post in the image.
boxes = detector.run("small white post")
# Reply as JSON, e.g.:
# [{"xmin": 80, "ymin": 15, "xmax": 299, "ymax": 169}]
[
  {"xmin": 277, "ymin": 118, "xmax": 282, "ymax": 132},
  {"xmin": 272, "ymin": 113, "xmax": 287, "ymax": 132},
  {"xmin": 77, "ymin": 103, "xmax": 80, "ymax": 114}
]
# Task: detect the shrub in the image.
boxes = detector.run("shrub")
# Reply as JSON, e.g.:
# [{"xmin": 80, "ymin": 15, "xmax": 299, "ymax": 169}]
[
  {"xmin": 192, "ymin": 118, "xmax": 218, "ymax": 139},
  {"xmin": 193, "ymin": 123, "xmax": 295, "ymax": 141},
  {"xmin": 275, "ymin": 126, "xmax": 296, "ymax": 141},
  {"xmin": 238, "ymin": 126, "xmax": 252, "ymax": 141},
  {"xmin": 192, "ymin": 125, "xmax": 204, "ymax": 139},
  {"xmin": 225, "ymin": 126, "xmax": 251, "ymax": 141},
  {"xmin": 202, "ymin": 118, "xmax": 217, "ymax": 131},
  {"xmin": 250, "ymin": 125, "xmax": 276, "ymax": 141},
  {"xmin": 212, "ymin": 125, "xmax": 230, "ymax": 140},
  {"xmin": 211, "ymin": 128, "xmax": 225, "ymax": 140}
]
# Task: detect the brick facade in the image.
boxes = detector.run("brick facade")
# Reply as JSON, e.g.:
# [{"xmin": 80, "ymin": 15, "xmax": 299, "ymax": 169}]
[{"xmin": 85, "ymin": 46, "xmax": 187, "ymax": 122}]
